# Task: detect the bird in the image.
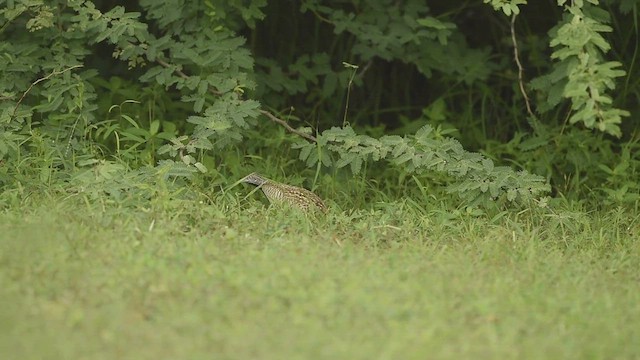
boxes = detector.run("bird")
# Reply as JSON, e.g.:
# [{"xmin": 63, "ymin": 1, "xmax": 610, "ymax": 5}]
[{"xmin": 241, "ymin": 172, "xmax": 327, "ymax": 212}]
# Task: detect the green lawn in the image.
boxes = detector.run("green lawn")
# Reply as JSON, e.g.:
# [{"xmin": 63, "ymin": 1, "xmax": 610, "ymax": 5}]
[{"xmin": 1, "ymin": 197, "xmax": 639, "ymax": 359}]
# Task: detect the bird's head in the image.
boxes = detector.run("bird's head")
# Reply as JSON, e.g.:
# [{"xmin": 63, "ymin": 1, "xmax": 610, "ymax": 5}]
[{"xmin": 241, "ymin": 172, "xmax": 268, "ymax": 186}]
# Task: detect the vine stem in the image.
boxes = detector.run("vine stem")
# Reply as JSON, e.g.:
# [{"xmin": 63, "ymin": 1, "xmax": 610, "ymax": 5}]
[
  {"xmin": 342, "ymin": 62, "xmax": 359, "ymax": 127},
  {"xmin": 511, "ymin": 14, "xmax": 535, "ymax": 118}
]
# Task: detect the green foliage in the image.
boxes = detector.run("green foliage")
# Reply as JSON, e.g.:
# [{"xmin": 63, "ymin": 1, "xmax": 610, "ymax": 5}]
[
  {"xmin": 483, "ymin": 0, "xmax": 527, "ymax": 16},
  {"xmin": 295, "ymin": 125, "xmax": 549, "ymax": 206},
  {"xmin": 0, "ymin": 0, "xmax": 261, "ymax": 186},
  {"xmin": 69, "ymin": 159, "xmax": 197, "ymax": 205},
  {"xmin": 301, "ymin": 0, "xmax": 493, "ymax": 83},
  {"xmin": 483, "ymin": 119, "xmax": 640, "ymax": 206},
  {"xmin": 529, "ymin": 2, "xmax": 629, "ymax": 137},
  {"xmin": 1, "ymin": 0, "xmax": 638, "ymax": 209},
  {"xmin": 597, "ymin": 146, "xmax": 640, "ymax": 204}
]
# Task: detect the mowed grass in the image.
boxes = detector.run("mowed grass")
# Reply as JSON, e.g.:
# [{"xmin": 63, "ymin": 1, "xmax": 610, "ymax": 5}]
[{"xmin": 1, "ymin": 195, "xmax": 639, "ymax": 359}]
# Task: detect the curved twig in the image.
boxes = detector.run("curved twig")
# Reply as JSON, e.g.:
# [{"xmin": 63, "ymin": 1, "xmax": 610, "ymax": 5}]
[
  {"xmin": 259, "ymin": 109, "xmax": 317, "ymax": 143},
  {"xmin": 12, "ymin": 65, "xmax": 84, "ymax": 118}
]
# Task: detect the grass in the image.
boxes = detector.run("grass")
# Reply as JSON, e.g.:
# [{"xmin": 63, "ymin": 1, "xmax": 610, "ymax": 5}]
[{"xmin": 1, "ymin": 193, "xmax": 639, "ymax": 359}]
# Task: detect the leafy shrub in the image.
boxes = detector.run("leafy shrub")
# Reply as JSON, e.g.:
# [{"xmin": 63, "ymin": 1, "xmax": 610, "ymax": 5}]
[{"xmin": 1, "ymin": 0, "xmax": 637, "ymax": 208}]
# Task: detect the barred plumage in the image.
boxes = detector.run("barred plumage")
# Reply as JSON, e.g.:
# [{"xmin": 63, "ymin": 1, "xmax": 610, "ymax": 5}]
[{"xmin": 241, "ymin": 172, "xmax": 327, "ymax": 212}]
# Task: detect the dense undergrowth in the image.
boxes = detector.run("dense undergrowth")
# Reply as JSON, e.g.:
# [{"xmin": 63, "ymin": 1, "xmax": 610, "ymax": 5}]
[{"xmin": 1, "ymin": 0, "xmax": 639, "ymax": 210}]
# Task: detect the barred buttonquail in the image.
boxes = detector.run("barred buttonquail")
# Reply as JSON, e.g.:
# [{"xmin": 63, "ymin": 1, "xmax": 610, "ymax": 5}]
[{"xmin": 241, "ymin": 172, "xmax": 327, "ymax": 212}]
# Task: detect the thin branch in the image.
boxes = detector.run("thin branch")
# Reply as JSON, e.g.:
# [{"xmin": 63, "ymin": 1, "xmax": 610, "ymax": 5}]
[
  {"xmin": 259, "ymin": 109, "xmax": 317, "ymax": 143},
  {"xmin": 12, "ymin": 65, "xmax": 84, "ymax": 118},
  {"xmin": 156, "ymin": 57, "xmax": 317, "ymax": 143},
  {"xmin": 156, "ymin": 58, "xmax": 186, "ymax": 78},
  {"xmin": 156, "ymin": 58, "xmax": 222, "ymax": 95},
  {"xmin": 511, "ymin": 14, "xmax": 535, "ymax": 118},
  {"xmin": 310, "ymin": 9, "xmax": 333, "ymax": 25},
  {"xmin": 356, "ymin": 59, "xmax": 374, "ymax": 80}
]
